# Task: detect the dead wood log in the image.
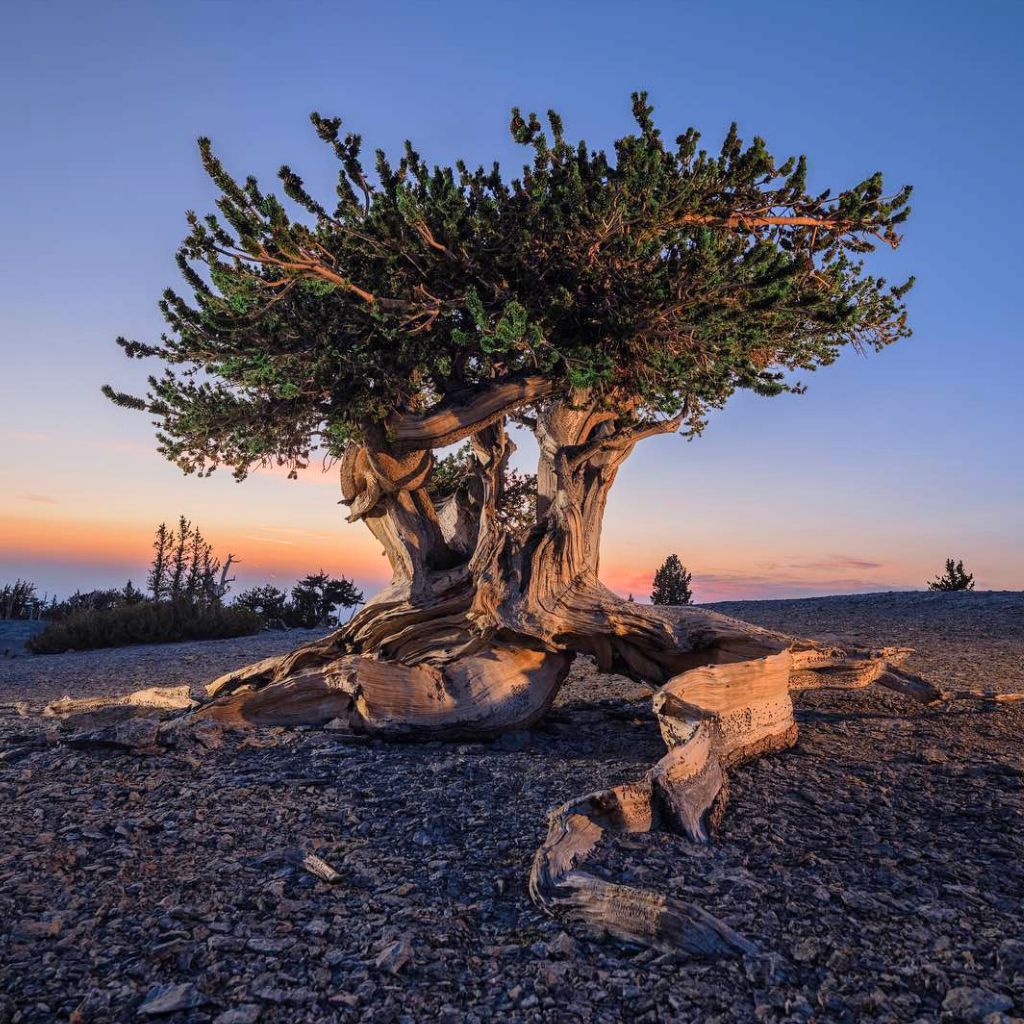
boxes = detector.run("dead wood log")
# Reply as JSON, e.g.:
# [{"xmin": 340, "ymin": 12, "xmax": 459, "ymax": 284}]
[
  {"xmin": 43, "ymin": 686, "xmax": 195, "ymax": 717},
  {"xmin": 530, "ymin": 651, "xmax": 794, "ymax": 955},
  {"xmin": 196, "ymin": 646, "xmax": 573, "ymax": 739}
]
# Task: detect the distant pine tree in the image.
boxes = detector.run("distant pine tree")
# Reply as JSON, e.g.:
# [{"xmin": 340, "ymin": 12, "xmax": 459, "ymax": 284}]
[
  {"xmin": 147, "ymin": 523, "xmax": 171, "ymax": 600},
  {"xmin": 927, "ymin": 558, "xmax": 975, "ymax": 592},
  {"xmin": 235, "ymin": 584, "xmax": 289, "ymax": 622},
  {"xmin": 289, "ymin": 571, "xmax": 364, "ymax": 627},
  {"xmin": 651, "ymin": 554, "xmax": 693, "ymax": 605},
  {"xmin": 167, "ymin": 516, "xmax": 191, "ymax": 600},
  {"xmin": 147, "ymin": 518, "xmax": 232, "ymax": 605}
]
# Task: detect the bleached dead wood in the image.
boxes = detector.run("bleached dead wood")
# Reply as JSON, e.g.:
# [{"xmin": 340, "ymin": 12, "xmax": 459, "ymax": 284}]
[
  {"xmin": 525, "ymin": 631, "xmax": 980, "ymax": 955},
  {"xmin": 44, "ymin": 686, "xmax": 195, "ymax": 717},
  {"xmin": 301, "ymin": 852, "xmax": 342, "ymax": 884},
  {"xmin": 529, "ymin": 651, "xmax": 796, "ymax": 954},
  {"xmin": 197, "ymin": 646, "xmax": 572, "ymax": 738}
]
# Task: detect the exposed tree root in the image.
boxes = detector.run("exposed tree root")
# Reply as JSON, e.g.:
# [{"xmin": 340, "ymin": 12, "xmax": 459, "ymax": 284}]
[
  {"xmin": 526, "ymin": 617, "xmax": 1019, "ymax": 958},
  {"xmin": 196, "ymin": 644, "xmax": 573, "ymax": 739}
]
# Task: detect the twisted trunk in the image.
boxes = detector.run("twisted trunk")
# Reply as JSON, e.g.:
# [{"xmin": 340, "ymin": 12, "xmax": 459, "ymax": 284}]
[
  {"xmin": 199, "ymin": 396, "xmax": 909, "ymax": 733},
  {"xmin": 199, "ymin": 398, "xmax": 706, "ymax": 731}
]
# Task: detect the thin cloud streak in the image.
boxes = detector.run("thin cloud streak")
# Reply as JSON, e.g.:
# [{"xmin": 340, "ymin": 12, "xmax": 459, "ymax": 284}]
[
  {"xmin": 1, "ymin": 430, "xmax": 152, "ymax": 456},
  {"xmin": 1, "ymin": 430, "xmax": 51, "ymax": 443},
  {"xmin": 783, "ymin": 555, "xmax": 884, "ymax": 571},
  {"xmin": 259, "ymin": 526, "xmax": 333, "ymax": 539}
]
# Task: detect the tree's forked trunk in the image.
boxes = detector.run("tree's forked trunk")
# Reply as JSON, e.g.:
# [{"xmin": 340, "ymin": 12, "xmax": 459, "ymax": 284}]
[{"xmin": 197, "ymin": 400, "xmax": 737, "ymax": 730}]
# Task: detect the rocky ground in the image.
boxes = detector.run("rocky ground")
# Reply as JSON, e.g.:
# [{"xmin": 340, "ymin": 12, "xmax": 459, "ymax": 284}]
[{"xmin": 0, "ymin": 591, "xmax": 1021, "ymax": 1024}]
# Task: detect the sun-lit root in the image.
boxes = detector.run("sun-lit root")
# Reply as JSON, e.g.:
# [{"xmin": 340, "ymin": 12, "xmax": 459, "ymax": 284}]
[
  {"xmin": 530, "ymin": 781, "xmax": 756, "ymax": 957},
  {"xmin": 527, "ymin": 619, "xmax": 1024, "ymax": 957},
  {"xmin": 874, "ymin": 667, "xmax": 1024, "ymax": 704},
  {"xmin": 651, "ymin": 725, "xmax": 727, "ymax": 843},
  {"xmin": 529, "ymin": 651, "xmax": 796, "ymax": 956},
  {"xmin": 942, "ymin": 689, "xmax": 1024, "ymax": 703},
  {"xmin": 195, "ymin": 645, "xmax": 572, "ymax": 739},
  {"xmin": 654, "ymin": 652, "xmax": 796, "ymax": 765}
]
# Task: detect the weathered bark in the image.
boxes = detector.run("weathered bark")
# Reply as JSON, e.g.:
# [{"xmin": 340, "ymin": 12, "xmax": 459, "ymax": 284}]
[
  {"xmin": 195, "ymin": 400, "xmax": 775, "ymax": 733},
  {"xmin": 193, "ymin": 394, "xmax": 939, "ymax": 749}
]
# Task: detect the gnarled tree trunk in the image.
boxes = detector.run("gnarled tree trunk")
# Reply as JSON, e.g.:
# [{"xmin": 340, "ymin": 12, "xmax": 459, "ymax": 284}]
[
  {"xmin": 195, "ymin": 395, "xmax": 778, "ymax": 734},
  {"xmin": 188, "ymin": 392, "xmax": 929, "ymax": 953}
]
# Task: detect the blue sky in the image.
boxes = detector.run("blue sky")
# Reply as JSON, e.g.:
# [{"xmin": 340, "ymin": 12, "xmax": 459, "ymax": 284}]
[{"xmin": 1, "ymin": 0, "xmax": 1021, "ymax": 600}]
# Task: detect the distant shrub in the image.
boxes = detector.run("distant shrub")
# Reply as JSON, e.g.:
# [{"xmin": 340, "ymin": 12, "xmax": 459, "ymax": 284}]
[
  {"xmin": 26, "ymin": 600, "xmax": 261, "ymax": 654},
  {"xmin": 927, "ymin": 558, "xmax": 975, "ymax": 592},
  {"xmin": 1, "ymin": 579, "xmax": 39, "ymax": 620},
  {"xmin": 233, "ymin": 575, "xmax": 364, "ymax": 629},
  {"xmin": 287, "ymin": 571, "xmax": 363, "ymax": 628},
  {"xmin": 234, "ymin": 585, "xmax": 289, "ymax": 624}
]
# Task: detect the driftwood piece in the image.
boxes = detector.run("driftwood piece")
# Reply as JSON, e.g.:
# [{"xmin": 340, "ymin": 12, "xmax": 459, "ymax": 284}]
[
  {"xmin": 44, "ymin": 685, "xmax": 194, "ymax": 717},
  {"xmin": 301, "ymin": 852, "xmax": 342, "ymax": 884}
]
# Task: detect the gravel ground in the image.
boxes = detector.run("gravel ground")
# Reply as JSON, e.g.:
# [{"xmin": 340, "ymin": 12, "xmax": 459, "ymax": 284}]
[{"xmin": 1, "ymin": 592, "xmax": 1021, "ymax": 1024}]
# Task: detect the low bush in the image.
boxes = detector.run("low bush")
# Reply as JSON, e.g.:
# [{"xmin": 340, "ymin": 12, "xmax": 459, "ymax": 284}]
[
  {"xmin": 46, "ymin": 582, "xmax": 146, "ymax": 621},
  {"xmin": 26, "ymin": 600, "xmax": 261, "ymax": 654}
]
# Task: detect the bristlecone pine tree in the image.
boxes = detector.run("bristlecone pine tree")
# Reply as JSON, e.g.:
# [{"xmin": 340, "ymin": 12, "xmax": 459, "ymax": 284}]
[
  {"xmin": 101, "ymin": 95, "xmax": 942, "ymax": 954},
  {"xmin": 928, "ymin": 558, "xmax": 975, "ymax": 591},
  {"xmin": 651, "ymin": 554, "xmax": 694, "ymax": 605}
]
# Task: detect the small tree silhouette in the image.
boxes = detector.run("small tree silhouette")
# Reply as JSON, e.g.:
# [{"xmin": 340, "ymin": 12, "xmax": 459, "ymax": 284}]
[
  {"xmin": 651, "ymin": 555, "xmax": 694, "ymax": 606},
  {"xmin": 289, "ymin": 572, "xmax": 364, "ymax": 627},
  {"xmin": 235, "ymin": 585, "xmax": 289, "ymax": 622},
  {"xmin": 927, "ymin": 558, "xmax": 975, "ymax": 592}
]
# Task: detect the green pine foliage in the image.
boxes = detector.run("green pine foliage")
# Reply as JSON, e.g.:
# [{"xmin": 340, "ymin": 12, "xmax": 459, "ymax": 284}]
[
  {"xmin": 651, "ymin": 554, "xmax": 693, "ymax": 605},
  {"xmin": 287, "ymin": 571, "xmax": 363, "ymax": 627},
  {"xmin": 927, "ymin": 558, "xmax": 975, "ymax": 592},
  {"xmin": 105, "ymin": 94, "xmax": 912, "ymax": 479},
  {"xmin": 234, "ymin": 584, "xmax": 289, "ymax": 622}
]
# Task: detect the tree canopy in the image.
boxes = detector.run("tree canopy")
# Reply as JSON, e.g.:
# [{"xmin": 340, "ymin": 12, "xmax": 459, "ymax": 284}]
[{"xmin": 104, "ymin": 93, "xmax": 912, "ymax": 479}]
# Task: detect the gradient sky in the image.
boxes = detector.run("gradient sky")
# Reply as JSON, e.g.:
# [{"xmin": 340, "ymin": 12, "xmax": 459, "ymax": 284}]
[{"xmin": 1, "ymin": 1, "xmax": 1022, "ymax": 603}]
